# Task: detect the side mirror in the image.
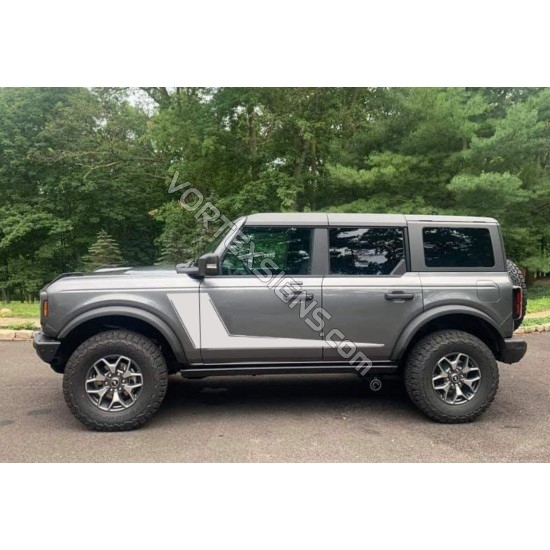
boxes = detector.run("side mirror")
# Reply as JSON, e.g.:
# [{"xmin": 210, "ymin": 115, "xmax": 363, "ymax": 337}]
[{"xmin": 197, "ymin": 253, "xmax": 220, "ymax": 277}]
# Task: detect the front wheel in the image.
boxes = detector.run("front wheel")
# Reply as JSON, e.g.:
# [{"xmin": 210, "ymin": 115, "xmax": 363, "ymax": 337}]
[
  {"xmin": 63, "ymin": 330, "xmax": 168, "ymax": 431},
  {"xmin": 404, "ymin": 330, "xmax": 499, "ymax": 423}
]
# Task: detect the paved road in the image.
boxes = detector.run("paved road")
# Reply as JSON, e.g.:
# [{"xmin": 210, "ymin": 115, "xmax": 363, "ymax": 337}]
[{"xmin": 0, "ymin": 335, "xmax": 549, "ymax": 462}]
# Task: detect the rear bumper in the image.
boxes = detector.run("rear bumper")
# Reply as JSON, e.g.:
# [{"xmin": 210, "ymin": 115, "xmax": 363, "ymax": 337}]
[
  {"xmin": 33, "ymin": 331, "xmax": 61, "ymax": 364},
  {"xmin": 500, "ymin": 337, "xmax": 527, "ymax": 364}
]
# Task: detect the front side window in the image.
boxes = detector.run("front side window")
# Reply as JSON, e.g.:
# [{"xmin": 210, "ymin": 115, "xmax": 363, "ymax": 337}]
[
  {"xmin": 329, "ymin": 227, "xmax": 405, "ymax": 275},
  {"xmin": 423, "ymin": 227, "xmax": 495, "ymax": 268},
  {"xmin": 222, "ymin": 226, "xmax": 312, "ymax": 276}
]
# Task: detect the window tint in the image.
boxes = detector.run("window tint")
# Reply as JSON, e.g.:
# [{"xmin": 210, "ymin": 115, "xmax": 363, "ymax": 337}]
[
  {"xmin": 222, "ymin": 227, "xmax": 312, "ymax": 276},
  {"xmin": 329, "ymin": 227, "xmax": 405, "ymax": 275},
  {"xmin": 423, "ymin": 227, "xmax": 494, "ymax": 268}
]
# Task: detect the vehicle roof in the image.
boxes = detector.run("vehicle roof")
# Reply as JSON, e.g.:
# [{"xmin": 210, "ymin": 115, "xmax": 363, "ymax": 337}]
[{"xmin": 244, "ymin": 213, "xmax": 498, "ymax": 226}]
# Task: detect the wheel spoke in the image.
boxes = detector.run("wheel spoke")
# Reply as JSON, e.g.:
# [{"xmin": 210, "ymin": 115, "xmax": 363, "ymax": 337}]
[
  {"xmin": 123, "ymin": 370, "xmax": 142, "ymax": 383},
  {"xmin": 462, "ymin": 376, "xmax": 480, "ymax": 391},
  {"xmin": 86, "ymin": 386, "xmax": 110, "ymax": 407},
  {"xmin": 454, "ymin": 384, "xmax": 467, "ymax": 403},
  {"xmin": 437, "ymin": 357, "xmax": 452, "ymax": 373},
  {"xmin": 441, "ymin": 382, "xmax": 451, "ymax": 401},
  {"xmin": 462, "ymin": 363, "xmax": 478, "ymax": 376},
  {"xmin": 123, "ymin": 383, "xmax": 142, "ymax": 402},
  {"xmin": 86, "ymin": 377, "xmax": 105, "ymax": 386},
  {"xmin": 114, "ymin": 356, "xmax": 131, "ymax": 375},
  {"xmin": 107, "ymin": 390, "xmax": 127, "ymax": 410}
]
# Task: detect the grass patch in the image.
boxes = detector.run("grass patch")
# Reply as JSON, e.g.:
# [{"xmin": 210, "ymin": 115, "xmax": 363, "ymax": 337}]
[
  {"xmin": 526, "ymin": 283, "xmax": 550, "ymax": 314},
  {"xmin": 522, "ymin": 315, "xmax": 550, "ymax": 327},
  {"xmin": 4, "ymin": 322, "xmax": 38, "ymax": 330},
  {"xmin": 0, "ymin": 301, "xmax": 40, "ymax": 318}
]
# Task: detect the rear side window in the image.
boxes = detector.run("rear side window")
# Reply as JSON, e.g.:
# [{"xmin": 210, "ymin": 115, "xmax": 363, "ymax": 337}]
[
  {"xmin": 423, "ymin": 227, "xmax": 494, "ymax": 268},
  {"xmin": 329, "ymin": 227, "xmax": 405, "ymax": 275}
]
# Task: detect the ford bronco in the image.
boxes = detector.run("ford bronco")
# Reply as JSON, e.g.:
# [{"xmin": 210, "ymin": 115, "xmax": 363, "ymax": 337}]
[{"xmin": 33, "ymin": 213, "xmax": 527, "ymax": 430}]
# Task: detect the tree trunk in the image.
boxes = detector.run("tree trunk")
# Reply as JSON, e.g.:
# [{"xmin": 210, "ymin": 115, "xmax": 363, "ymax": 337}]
[
  {"xmin": 525, "ymin": 267, "xmax": 536, "ymax": 287},
  {"xmin": 247, "ymin": 105, "xmax": 259, "ymax": 181}
]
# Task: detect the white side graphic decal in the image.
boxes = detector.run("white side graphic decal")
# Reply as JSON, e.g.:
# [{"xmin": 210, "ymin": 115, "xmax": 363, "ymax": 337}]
[
  {"xmin": 168, "ymin": 292, "xmax": 201, "ymax": 348},
  {"xmin": 169, "ymin": 292, "xmax": 382, "ymax": 350}
]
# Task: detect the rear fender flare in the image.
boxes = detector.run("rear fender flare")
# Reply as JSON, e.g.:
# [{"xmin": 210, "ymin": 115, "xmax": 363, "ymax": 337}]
[{"xmin": 390, "ymin": 305, "xmax": 505, "ymax": 361}]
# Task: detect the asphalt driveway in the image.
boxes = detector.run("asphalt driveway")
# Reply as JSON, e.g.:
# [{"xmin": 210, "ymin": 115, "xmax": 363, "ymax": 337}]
[{"xmin": 0, "ymin": 334, "xmax": 548, "ymax": 462}]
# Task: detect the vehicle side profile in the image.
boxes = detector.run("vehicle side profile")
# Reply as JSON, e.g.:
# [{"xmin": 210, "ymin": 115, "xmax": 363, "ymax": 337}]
[{"xmin": 33, "ymin": 213, "xmax": 527, "ymax": 430}]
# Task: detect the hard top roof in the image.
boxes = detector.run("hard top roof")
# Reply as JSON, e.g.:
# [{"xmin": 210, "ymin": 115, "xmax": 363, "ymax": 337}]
[{"xmin": 244, "ymin": 213, "xmax": 497, "ymax": 226}]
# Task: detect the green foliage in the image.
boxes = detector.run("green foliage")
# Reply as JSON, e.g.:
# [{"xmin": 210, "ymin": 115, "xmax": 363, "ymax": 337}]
[
  {"xmin": 84, "ymin": 230, "xmax": 124, "ymax": 270},
  {"xmin": 0, "ymin": 302, "xmax": 40, "ymax": 317},
  {"xmin": 522, "ymin": 316, "xmax": 550, "ymax": 327},
  {"xmin": 2, "ymin": 86, "xmax": 550, "ymax": 298},
  {"xmin": 526, "ymin": 284, "xmax": 550, "ymax": 314},
  {"xmin": 5, "ymin": 322, "xmax": 38, "ymax": 330}
]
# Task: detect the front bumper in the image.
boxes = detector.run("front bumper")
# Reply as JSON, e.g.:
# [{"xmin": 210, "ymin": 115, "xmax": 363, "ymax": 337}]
[
  {"xmin": 500, "ymin": 337, "xmax": 527, "ymax": 364},
  {"xmin": 33, "ymin": 331, "xmax": 61, "ymax": 364}
]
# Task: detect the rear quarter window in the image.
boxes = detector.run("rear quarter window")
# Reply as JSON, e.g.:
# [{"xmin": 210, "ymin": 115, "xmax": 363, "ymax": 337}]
[{"xmin": 423, "ymin": 227, "xmax": 495, "ymax": 268}]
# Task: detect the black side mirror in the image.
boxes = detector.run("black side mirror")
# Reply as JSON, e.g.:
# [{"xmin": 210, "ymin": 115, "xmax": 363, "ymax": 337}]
[
  {"xmin": 176, "ymin": 254, "xmax": 220, "ymax": 278},
  {"xmin": 197, "ymin": 253, "xmax": 220, "ymax": 277}
]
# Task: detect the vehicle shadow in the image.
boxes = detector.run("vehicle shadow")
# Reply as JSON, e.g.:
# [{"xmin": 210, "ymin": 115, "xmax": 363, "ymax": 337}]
[{"xmin": 154, "ymin": 373, "xmax": 418, "ymax": 422}]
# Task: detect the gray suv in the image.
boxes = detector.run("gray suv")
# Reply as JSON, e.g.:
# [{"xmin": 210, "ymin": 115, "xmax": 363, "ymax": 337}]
[{"xmin": 33, "ymin": 213, "xmax": 527, "ymax": 430}]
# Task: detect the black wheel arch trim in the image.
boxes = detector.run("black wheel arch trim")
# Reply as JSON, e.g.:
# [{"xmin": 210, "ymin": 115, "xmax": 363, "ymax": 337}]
[
  {"xmin": 57, "ymin": 306, "xmax": 188, "ymax": 364},
  {"xmin": 390, "ymin": 305, "xmax": 506, "ymax": 362}
]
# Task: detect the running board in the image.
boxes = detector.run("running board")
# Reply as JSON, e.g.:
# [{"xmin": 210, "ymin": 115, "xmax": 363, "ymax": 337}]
[{"xmin": 180, "ymin": 363, "xmax": 398, "ymax": 378}]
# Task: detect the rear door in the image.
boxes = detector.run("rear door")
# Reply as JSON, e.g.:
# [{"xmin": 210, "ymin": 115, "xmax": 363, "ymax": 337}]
[{"xmin": 322, "ymin": 225, "xmax": 422, "ymax": 361}]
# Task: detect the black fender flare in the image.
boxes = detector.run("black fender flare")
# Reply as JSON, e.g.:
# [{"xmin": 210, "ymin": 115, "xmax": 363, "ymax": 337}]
[
  {"xmin": 58, "ymin": 306, "xmax": 188, "ymax": 364},
  {"xmin": 390, "ymin": 305, "xmax": 505, "ymax": 362}
]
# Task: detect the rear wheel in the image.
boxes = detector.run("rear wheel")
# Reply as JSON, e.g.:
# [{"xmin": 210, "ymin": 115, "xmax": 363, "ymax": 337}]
[
  {"xmin": 404, "ymin": 330, "xmax": 499, "ymax": 423},
  {"xmin": 63, "ymin": 330, "xmax": 168, "ymax": 431}
]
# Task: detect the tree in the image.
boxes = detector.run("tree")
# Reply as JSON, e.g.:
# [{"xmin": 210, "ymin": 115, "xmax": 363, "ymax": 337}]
[
  {"xmin": 84, "ymin": 230, "xmax": 124, "ymax": 270},
  {"xmin": 1, "ymin": 86, "xmax": 550, "ymax": 296}
]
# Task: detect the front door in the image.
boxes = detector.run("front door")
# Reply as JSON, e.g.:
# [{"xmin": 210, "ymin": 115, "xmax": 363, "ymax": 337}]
[
  {"xmin": 322, "ymin": 225, "xmax": 423, "ymax": 361},
  {"xmin": 200, "ymin": 225, "xmax": 324, "ymax": 364}
]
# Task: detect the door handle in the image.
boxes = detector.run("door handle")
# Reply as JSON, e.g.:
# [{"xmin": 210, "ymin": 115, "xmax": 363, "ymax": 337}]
[
  {"xmin": 292, "ymin": 290, "xmax": 313, "ymax": 302},
  {"xmin": 385, "ymin": 291, "xmax": 414, "ymax": 301},
  {"xmin": 290, "ymin": 290, "xmax": 314, "ymax": 301}
]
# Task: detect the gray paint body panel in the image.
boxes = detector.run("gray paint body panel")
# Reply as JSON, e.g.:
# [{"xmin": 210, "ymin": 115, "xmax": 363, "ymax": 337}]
[
  {"xmin": 38, "ymin": 213, "xmax": 521, "ymax": 370},
  {"xmin": 322, "ymin": 273, "xmax": 422, "ymax": 360}
]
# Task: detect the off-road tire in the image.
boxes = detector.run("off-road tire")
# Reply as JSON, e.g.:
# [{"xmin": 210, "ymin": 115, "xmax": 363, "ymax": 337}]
[
  {"xmin": 404, "ymin": 330, "xmax": 499, "ymax": 423},
  {"xmin": 506, "ymin": 259, "xmax": 527, "ymax": 329},
  {"xmin": 63, "ymin": 330, "xmax": 168, "ymax": 431}
]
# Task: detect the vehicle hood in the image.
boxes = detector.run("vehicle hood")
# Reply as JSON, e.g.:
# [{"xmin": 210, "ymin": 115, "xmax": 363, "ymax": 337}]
[{"xmin": 44, "ymin": 265, "xmax": 199, "ymax": 293}]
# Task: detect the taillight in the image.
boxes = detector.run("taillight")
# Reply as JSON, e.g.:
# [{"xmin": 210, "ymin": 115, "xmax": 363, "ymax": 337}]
[{"xmin": 513, "ymin": 286, "xmax": 523, "ymax": 320}]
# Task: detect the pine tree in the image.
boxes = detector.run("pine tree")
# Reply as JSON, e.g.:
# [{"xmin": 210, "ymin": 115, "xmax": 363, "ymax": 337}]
[{"xmin": 84, "ymin": 230, "xmax": 124, "ymax": 270}]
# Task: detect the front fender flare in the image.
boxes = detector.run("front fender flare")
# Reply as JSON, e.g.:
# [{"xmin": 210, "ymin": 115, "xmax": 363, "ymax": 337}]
[{"xmin": 58, "ymin": 306, "xmax": 187, "ymax": 364}]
